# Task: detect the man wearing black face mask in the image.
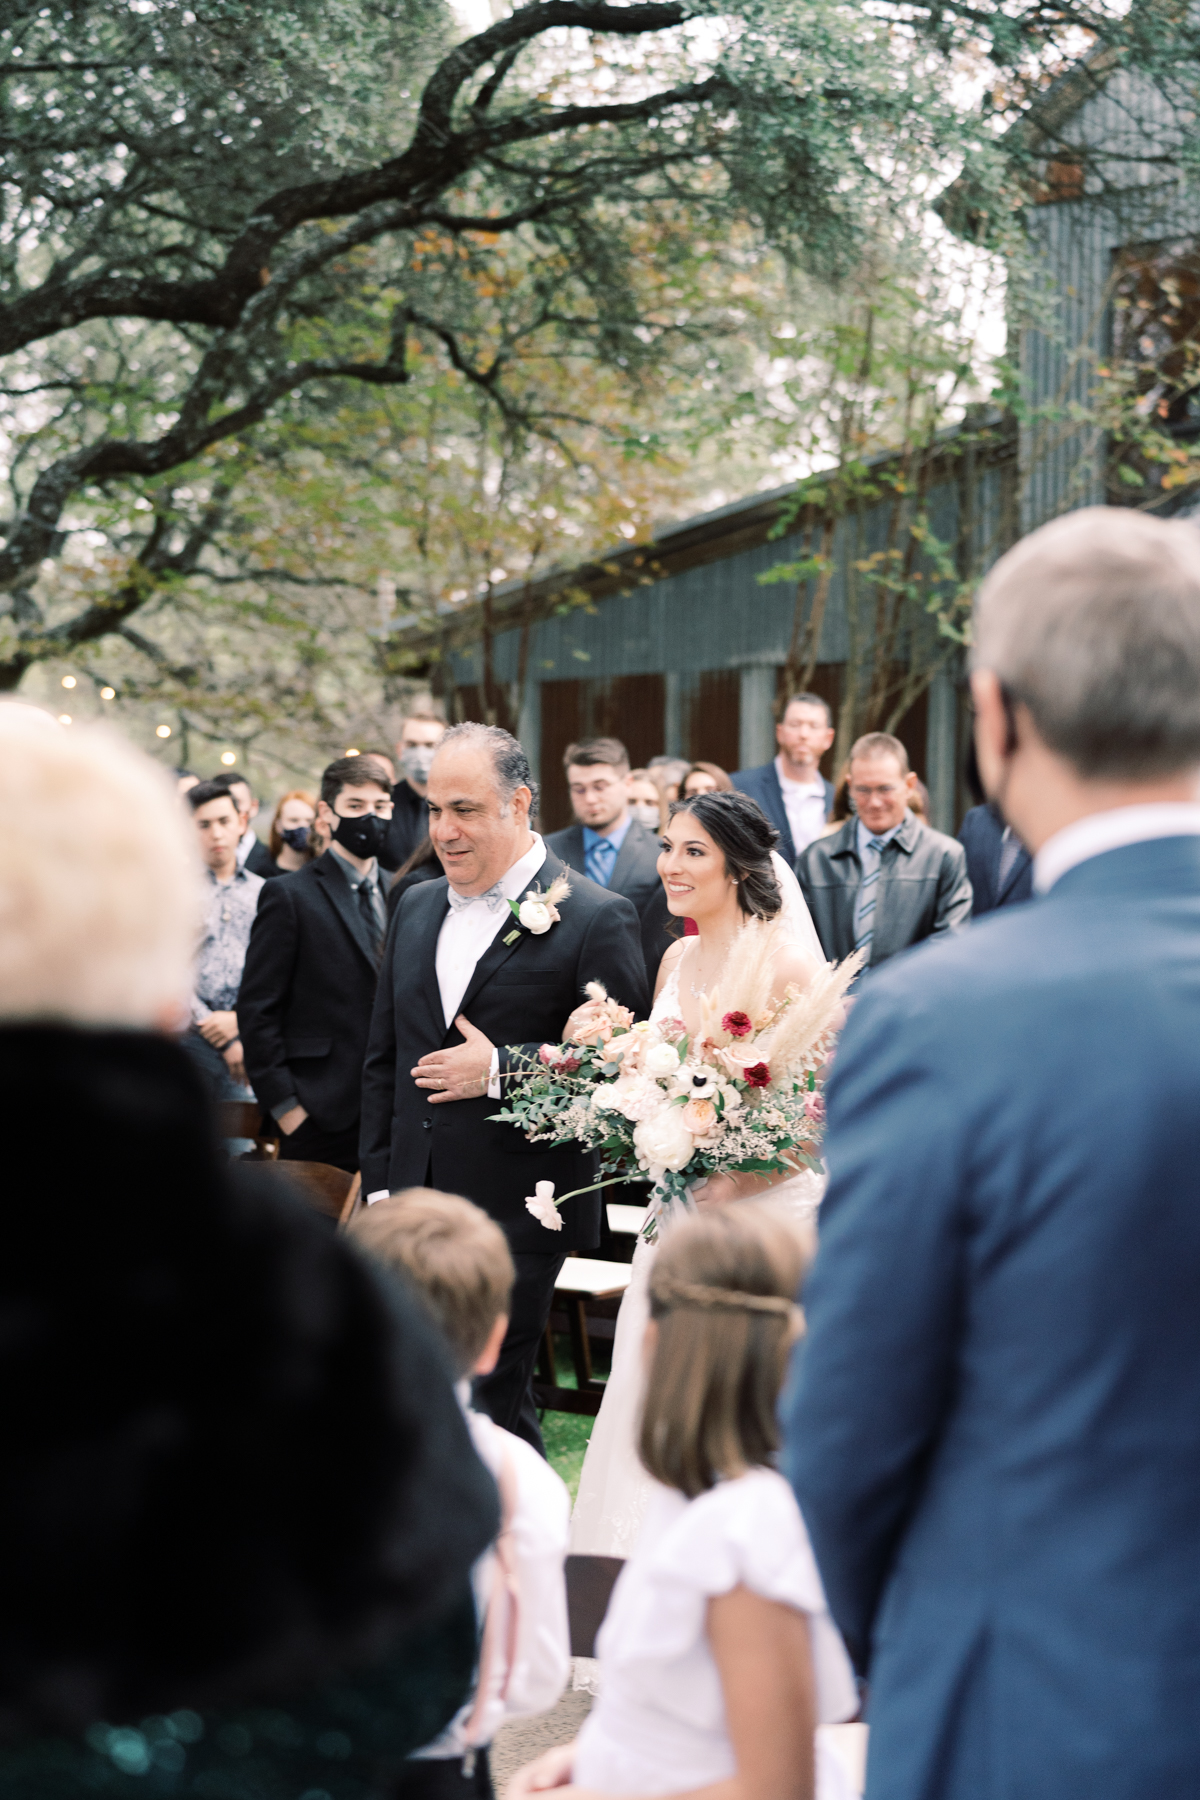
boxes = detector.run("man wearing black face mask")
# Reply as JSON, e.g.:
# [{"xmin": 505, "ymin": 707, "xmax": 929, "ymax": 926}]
[{"xmin": 238, "ymin": 755, "xmax": 394, "ymax": 1172}]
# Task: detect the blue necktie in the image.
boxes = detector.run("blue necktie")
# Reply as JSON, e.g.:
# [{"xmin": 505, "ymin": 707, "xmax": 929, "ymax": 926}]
[
  {"xmin": 587, "ymin": 836, "xmax": 617, "ymax": 888},
  {"xmin": 854, "ymin": 837, "xmax": 888, "ymax": 954}
]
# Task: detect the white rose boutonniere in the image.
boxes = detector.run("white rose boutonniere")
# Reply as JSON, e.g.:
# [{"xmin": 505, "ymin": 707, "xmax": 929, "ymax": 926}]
[{"xmin": 506, "ymin": 873, "xmax": 571, "ymax": 943}]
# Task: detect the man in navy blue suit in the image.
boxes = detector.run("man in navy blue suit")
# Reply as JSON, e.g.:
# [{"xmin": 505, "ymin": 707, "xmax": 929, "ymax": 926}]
[
  {"xmin": 785, "ymin": 506, "xmax": 1200, "ymax": 1800},
  {"xmin": 958, "ymin": 801, "xmax": 1033, "ymax": 911},
  {"xmin": 732, "ymin": 691, "xmax": 834, "ymax": 866}
]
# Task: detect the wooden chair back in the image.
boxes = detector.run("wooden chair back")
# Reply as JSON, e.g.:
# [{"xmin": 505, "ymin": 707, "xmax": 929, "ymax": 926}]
[
  {"xmin": 565, "ymin": 1553, "xmax": 625, "ymax": 1658},
  {"xmin": 253, "ymin": 1160, "xmax": 360, "ymax": 1223},
  {"xmin": 217, "ymin": 1101, "xmax": 279, "ymax": 1157}
]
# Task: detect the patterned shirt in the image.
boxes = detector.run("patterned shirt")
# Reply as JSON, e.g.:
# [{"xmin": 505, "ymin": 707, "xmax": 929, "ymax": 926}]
[{"xmin": 191, "ymin": 865, "xmax": 264, "ymax": 1020}]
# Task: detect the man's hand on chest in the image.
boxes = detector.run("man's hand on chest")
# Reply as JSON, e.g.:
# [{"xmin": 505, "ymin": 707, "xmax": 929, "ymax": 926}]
[{"xmin": 412, "ymin": 1014, "xmax": 496, "ymax": 1104}]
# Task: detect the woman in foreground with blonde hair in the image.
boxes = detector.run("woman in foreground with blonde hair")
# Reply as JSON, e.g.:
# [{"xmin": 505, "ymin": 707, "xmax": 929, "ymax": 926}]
[
  {"xmin": 512, "ymin": 1205, "xmax": 858, "ymax": 1800},
  {"xmin": 0, "ymin": 704, "xmax": 495, "ymax": 1797}
]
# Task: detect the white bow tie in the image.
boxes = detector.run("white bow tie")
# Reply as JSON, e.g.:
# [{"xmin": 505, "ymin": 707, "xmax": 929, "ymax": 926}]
[{"xmin": 447, "ymin": 883, "xmax": 505, "ymax": 914}]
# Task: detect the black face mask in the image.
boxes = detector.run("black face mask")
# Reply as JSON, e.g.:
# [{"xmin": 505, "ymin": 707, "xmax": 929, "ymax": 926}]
[
  {"xmin": 280, "ymin": 825, "xmax": 310, "ymax": 852},
  {"xmin": 332, "ymin": 811, "xmax": 389, "ymax": 860}
]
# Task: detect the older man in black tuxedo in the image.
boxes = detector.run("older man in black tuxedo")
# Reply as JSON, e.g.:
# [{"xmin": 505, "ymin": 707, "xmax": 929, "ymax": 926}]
[
  {"xmin": 360, "ymin": 724, "xmax": 647, "ymax": 1452},
  {"xmin": 545, "ymin": 735, "xmax": 672, "ymax": 985}
]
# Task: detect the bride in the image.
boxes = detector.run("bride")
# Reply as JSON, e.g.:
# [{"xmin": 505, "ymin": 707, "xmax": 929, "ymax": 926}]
[{"xmin": 569, "ymin": 788, "xmax": 829, "ymax": 1562}]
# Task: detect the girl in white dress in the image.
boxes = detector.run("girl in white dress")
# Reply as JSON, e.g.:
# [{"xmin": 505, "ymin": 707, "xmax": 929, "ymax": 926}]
[
  {"xmin": 510, "ymin": 1204, "xmax": 858, "ymax": 1800},
  {"xmin": 570, "ymin": 794, "xmax": 829, "ymax": 1561}
]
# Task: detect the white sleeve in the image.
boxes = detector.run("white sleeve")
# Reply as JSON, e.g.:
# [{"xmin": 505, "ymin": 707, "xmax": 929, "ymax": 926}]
[
  {"xmin": 664, "ymin": 1472, "xmax": 859, "ymax": 1725},
  {"xmin": 500, "ymin": 1437, "xmax": 572, "ymax": 1720}
]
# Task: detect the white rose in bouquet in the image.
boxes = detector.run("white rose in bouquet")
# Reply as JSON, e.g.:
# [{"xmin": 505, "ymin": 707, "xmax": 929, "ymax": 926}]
[
  {"xmin": 644, "ymin": 1041, "xmax": 681, "ymax": 1078},
  {"xmin": 634, "ymin": 1105, "xmax": 695, "ymax": 1172},
  {"xmin": 609, "ymin": 1075, "xmax": 666, "ymax": 1123}
]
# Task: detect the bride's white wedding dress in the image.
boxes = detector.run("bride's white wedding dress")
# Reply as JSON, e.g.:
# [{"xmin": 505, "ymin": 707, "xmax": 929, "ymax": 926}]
[{"xmin": 569, "ymin": 882, "xmax": 826, "ymax": 1563}]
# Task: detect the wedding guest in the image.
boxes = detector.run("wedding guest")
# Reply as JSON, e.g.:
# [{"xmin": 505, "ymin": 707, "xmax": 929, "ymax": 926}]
[
  {"xmin": 785, "ymin": 506, "xmax": 1200, "ymax": 1800},
  {"xmin": 958, "ymin": 801, "xmax": 1033, "ymax": 912},
  {"xmin": 628, "ymin": 768, "xmax": 665, "ymax": 831},
  {"xmin": 387, "ymin": 832, "xmax": 444, "ymax": 922},
  {"xmin": 382, "ymin": 709, "xmax": 447, "ymax": 872},
  {"xmin": 239, "ymin": 754, "xmax": 393, "ymax": 1173},
  {"xmin": 681, "ymin": 759, "xmax": 733, "ymax": 797},
  {"xmin": 816, "ymin": 763, "xmax": 853, "ymax": 838},
  {"xmin": 175, "ymin": 768, "xmax": 200, "ymax": 796},
  {"xmin": 225, "ymin": 774, "xmax": 278, "ymax": 878},
  {"xmin": 268, "ymin": 787, "xmax": 318, "ymax": 874},
  {"xmin": 0, "ymin": 705, "xmax": 497, "ymax": 1795},
  {"xmin": 351, "ymin": 1189, "xmax": 570, "ymax": 1799},
  {"xmin": 363, "ymin": 748, "xmax": 397, "ymax": 783},
  {"xmin": 646, "ymin": 754, "xmax": 689, "ymax": 805},
  {"xmin": 796, "ymin": 733, "xmax": 971, "ymax": 969},
  {"xmin": 184, "ymin": 777, "xmax": 263, "ymax": 1098},
  {"xmin": 546, "ymin": 736, "xmax": 672, "ymax": 984},
  {"xmin": 733, "ymin": 693, "xmax": 836, "ymax": 866},
  {"xmin": 511, "ymin": 1205, "xmax": 858, "ymax": 1800},
  {"xmin": 360, "ymin": 723, "xmax": 647, "ymax": 1452}
]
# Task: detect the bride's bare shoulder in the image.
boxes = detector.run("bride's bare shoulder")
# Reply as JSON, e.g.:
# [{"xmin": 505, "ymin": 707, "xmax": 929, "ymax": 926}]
[{"xmin": 770, "ymin": 942, "xmax": 825, "ymax": 998}]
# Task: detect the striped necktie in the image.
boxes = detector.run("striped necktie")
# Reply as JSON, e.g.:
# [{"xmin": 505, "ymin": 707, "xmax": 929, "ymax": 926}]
[
  {"xmin": 854, "ymin": 836, "xmax": 888, "ymax": 954},
  {"xmin": 586, "ymin": 835, "xmax": 617, "ymax": 888}
]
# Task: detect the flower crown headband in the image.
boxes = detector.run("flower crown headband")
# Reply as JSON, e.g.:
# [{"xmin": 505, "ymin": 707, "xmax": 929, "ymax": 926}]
[{"xmin": 652, "ymin": 1276, "xmax": 802, "ymax": 1330}]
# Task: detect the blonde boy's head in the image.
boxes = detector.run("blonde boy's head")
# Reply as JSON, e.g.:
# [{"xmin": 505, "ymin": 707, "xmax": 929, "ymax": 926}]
[{"xmin": 349, "ymin": 1189, "xmax": 514, "ymax": 1378}]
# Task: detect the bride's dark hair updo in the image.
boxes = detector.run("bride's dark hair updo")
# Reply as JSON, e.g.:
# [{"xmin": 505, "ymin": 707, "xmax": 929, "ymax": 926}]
[{"xmin": 668, "ymin": 790, "xmax": 783, "ymax": 920}]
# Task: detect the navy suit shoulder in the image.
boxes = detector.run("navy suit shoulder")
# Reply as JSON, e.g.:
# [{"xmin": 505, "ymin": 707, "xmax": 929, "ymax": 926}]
[{"xmin": 785, "ymin": 836, "xmax": 1200, "ymax": 1797}]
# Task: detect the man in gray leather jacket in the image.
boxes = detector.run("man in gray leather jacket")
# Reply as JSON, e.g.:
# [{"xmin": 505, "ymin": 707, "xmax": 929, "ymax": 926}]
[{"xmin": 797, "ymin": 732, "xmax": 972, "ymax": 968}]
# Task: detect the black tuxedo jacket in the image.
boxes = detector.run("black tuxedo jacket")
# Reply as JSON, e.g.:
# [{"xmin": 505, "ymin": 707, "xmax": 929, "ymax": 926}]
[
  {"xmin": 244, "ymin": 838, "xmax": 282, "ymax": 880},
  {"xmin": 544, "ymin": 818, "xmax": 673, "ymax": 986},
  {"xmin": 359, "ymin": 849, "xmax": 648, "ymax": 1252},
  {"xmin": 238, "ymin": 853, "xmax": 381, "ymax": 1132},
  {"xmin": 958, "ymin": 803, "xmax": 1033, "ymax": 914},
  {"xmin": 380, "ymin": 780, "xmax": 429, "ymax": 874}
]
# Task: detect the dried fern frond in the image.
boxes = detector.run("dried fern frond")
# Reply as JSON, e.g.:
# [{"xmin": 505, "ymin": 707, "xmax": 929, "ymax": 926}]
[{"xmin": 758, "ymin": 949, "xmax": 864, "ymax": 1077}]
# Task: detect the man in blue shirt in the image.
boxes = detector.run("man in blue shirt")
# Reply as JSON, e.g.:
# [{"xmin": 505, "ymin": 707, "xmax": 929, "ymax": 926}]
[{"xmin": 544, "ymin": 737, "xmax": 671, "ymax": 984}]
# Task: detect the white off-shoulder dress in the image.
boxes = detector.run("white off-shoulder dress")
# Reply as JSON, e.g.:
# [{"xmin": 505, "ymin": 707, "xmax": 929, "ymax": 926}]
[
  {"xmin": 572, "ymin": 1467, "xmax": 859, "ymax": 1799},
  {"xmin": 569, "ymin": 951, "xmax": 823, "ymax": 1559}
]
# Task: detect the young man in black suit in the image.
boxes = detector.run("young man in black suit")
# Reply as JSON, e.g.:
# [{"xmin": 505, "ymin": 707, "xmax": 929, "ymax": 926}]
[
  {"xmin": 360, "ymin": 723, "xmax": 648, "ymax": 1453},
  {"xmin": 238, "ymin": 754, "xmax": 393, "ymax": 1172},
  {"xmin": 732, "ymin": 691, "xmax": 835, "ymax": 867},
  {"xmin": 227, "ymin": 775, "xmax": 281, "ymax": 880},
  {"xmin": 544, "ymin": 736, "xmax": 672, "ymax": 986}
]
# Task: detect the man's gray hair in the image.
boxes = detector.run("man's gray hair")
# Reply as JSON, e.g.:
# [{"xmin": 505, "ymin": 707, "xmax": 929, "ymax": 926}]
[
  {"xmin": 972, "ymin": 507, "xmax": 1200, "ymax": 779},
  {"xmin": 439, "ymin": 721, "xmax": 540, "ymax": 814}
]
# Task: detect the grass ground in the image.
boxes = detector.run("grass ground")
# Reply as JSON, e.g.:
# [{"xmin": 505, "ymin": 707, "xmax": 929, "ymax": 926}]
[{"xmin": 540, "ymin": 1330, "xmax": 604, "ymax": 1501}]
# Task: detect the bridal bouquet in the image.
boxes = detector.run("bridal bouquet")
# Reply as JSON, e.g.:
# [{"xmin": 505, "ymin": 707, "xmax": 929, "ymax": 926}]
[{"xmin": 491, "ymin": 926, "xmax": 862, "ymax": 1240}]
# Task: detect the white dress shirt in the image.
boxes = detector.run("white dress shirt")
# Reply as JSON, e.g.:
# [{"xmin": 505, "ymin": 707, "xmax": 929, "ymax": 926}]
[
  {"xmin": 236, "ymin": 825, "xmax": 258, "ymax": 868},
  {"xmin": 776, "ymin": 756, "xmax": 829, "ymax": 855},
  {"xmin": 1033, "ymin": 803, "xmax": 1200, "ymax": 894},
  {"xmin": 435, "ymin": 833, "xmax": 547, "ymax": 1025}
]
